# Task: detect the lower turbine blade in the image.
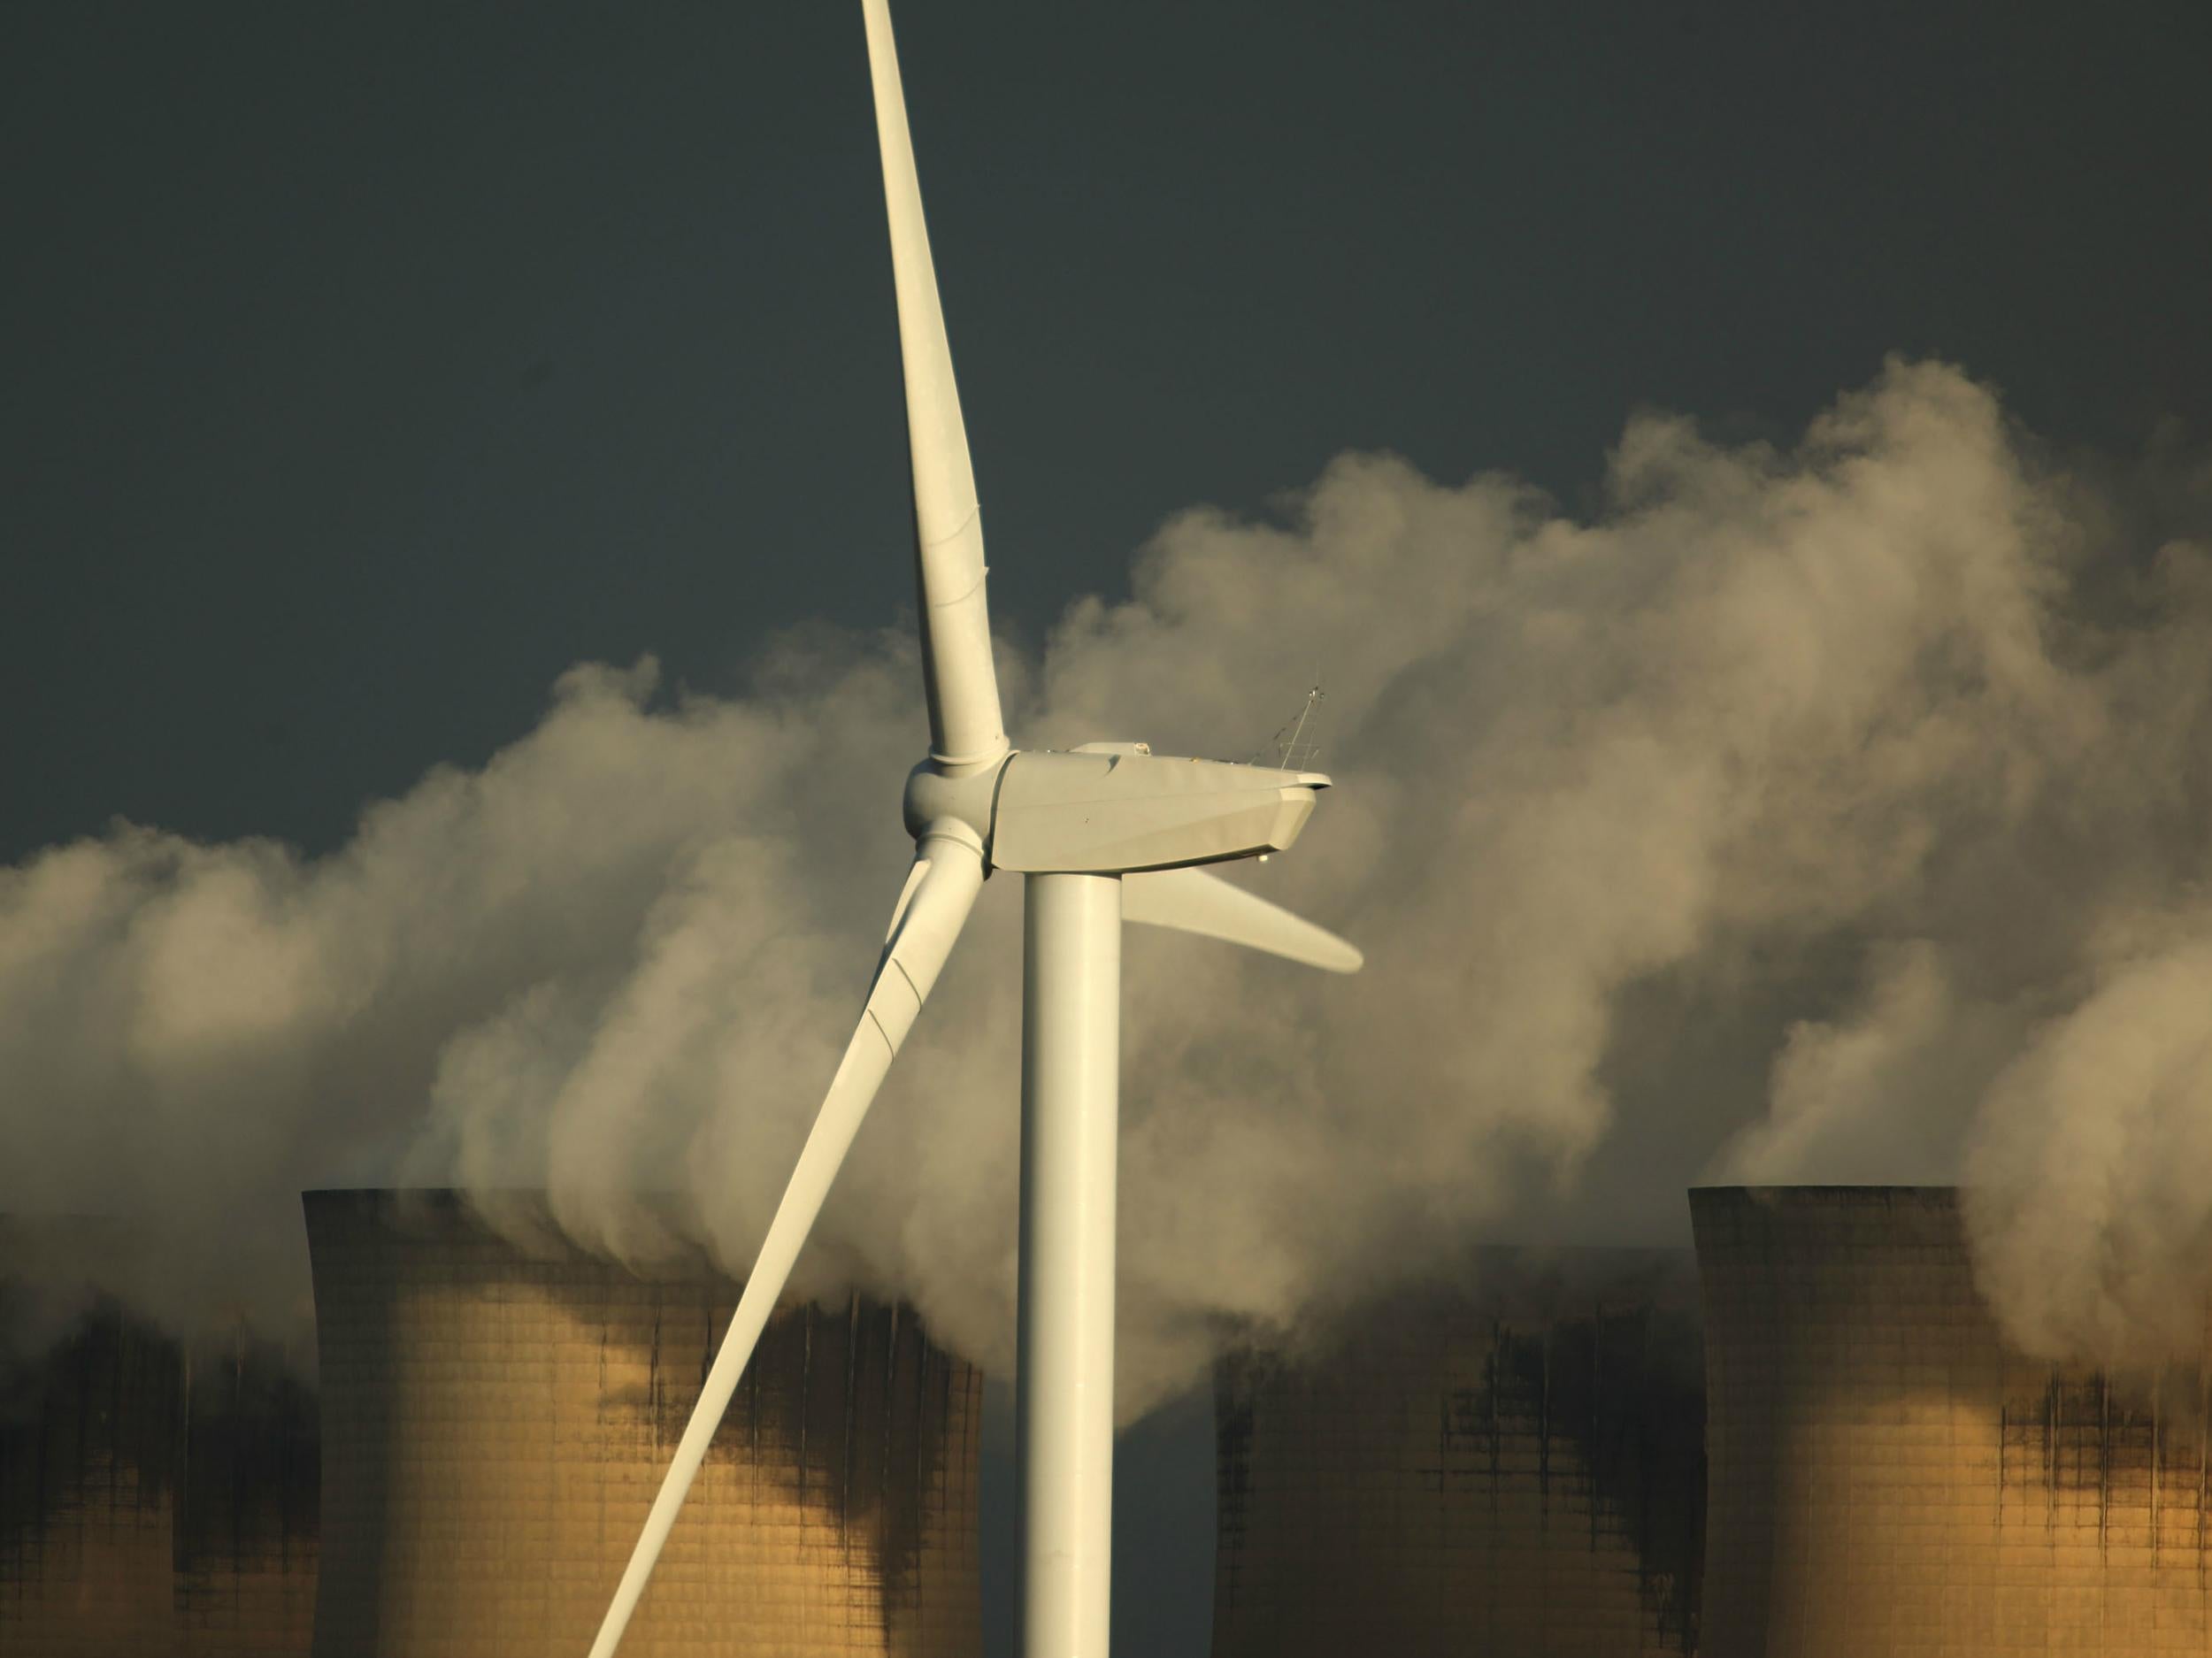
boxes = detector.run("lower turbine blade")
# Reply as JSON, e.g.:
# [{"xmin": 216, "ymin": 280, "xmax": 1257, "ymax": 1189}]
[
  {"xmin": 584, "ymin": 830, "xmax": 985, "ymax": 1658},
  {"xmin": 1123, "ymin": 865, "xmax": 1363, "ymax": 972}
]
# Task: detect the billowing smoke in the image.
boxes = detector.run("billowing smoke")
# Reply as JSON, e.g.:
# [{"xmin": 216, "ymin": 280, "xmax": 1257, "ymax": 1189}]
[{"xmin": 4, "ymin": 359, "xmax": 2208, "ymax": 1407}]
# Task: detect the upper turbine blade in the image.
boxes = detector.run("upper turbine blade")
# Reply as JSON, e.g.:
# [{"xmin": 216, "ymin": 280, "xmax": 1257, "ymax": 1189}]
[
  {"xmin": 863, "ymin": 0, "xmax": 1007, "ymax": 769},
  {"xmin": 1123, "ymin": 865, "xmax": 1364, "ymax": 973},
  {"xmin": 583, "ymin": 829, "xmax": 986, "ymax": 1658}
]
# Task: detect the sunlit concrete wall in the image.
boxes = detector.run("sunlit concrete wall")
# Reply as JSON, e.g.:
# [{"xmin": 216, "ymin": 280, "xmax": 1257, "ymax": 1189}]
[
  {"xmin": 0, "ymin": 1239, "xmax": 317, "ymax": 1658},
  {"xmin": 304, "ymin": 1189, "xmax": 980, "ymax": 1658},
  {"xmin": 1695, "ymin": 1186, "xmax": 2212, "ymax": 1657},
  {"xmin": 1212, "ymin": 1250, "xmax": 1706, "ymax": 1657},
  {"xmin": 0, "ymin": 1290, "xmax": 180, "ymax": 1657}
]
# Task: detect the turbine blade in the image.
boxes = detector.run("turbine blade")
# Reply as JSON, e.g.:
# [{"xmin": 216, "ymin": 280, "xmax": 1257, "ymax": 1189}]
[
  {"xmin": 862, "ymin": 0, "xmax": 1007, "ymax": 768},
  {"xmin": 1123, "ymin": 866, "xmax": 1363, "ymax": 973},
  {"xmin": 584, "ymin": 831, "xmax": 986, "ymax": 1658}
]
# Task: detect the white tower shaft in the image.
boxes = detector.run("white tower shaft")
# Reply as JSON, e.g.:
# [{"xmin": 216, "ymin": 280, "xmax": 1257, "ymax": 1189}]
[
  {"xmin": 574, "ymin": 8, "xmax": 1361, "ymax": 1650},
  {"xmin": 1018, "ymin": 873, "xmax": 1122, "ymax": 1658}
]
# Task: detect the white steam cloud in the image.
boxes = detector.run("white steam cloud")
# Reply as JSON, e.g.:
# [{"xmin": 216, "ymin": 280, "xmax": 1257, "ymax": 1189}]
[{"xmin": 4, "ymin": 359, "xmax": 2209, "ymax": 1405}]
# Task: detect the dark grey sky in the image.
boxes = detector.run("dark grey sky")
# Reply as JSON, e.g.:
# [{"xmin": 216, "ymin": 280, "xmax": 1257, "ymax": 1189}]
[
  {"xmin": 4, "ymin": 7, "xmax": 2208, "ymax": 1651},
  {"xmin": 4, "ymin": 2, "xmax": 2207, "ymax": 862}
]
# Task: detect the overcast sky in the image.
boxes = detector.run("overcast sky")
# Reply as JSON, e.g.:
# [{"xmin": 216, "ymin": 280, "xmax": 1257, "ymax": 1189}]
[
  {"xmin": 4, "ymin": 5, "xmax": 2208, "ymax": 1653},
  {"xmin": 5, "ymin": 1, "xmax": 2206, "ymax": 863}
]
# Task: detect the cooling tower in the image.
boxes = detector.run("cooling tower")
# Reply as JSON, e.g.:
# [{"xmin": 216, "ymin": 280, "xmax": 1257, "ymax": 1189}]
[
  {"xmin": 1694, "ymin": 1185, "xmax": 2212, "ymax": 1657},
  {"xmin": 303, "ymin": 1189, "xmax": 980, "ymax": 1658},
  {"xmin": 1212, "ymin": 1249, "xmax": 1706, "ymax": 1657},
  {"xmin": 0, "ymin": 1233, "xmax": 317, "ymax": 1658},
  {"xmin": 0, "ymin": 1286, "xmax": 181, "ymax": 1656},
  {"xmin": 175, "ymin": 1332, "xmax": 319, "ymax": 1658}
]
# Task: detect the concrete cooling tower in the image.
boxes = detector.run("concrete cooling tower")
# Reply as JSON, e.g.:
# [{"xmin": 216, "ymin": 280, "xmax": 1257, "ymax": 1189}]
[
  {"xmin": 0, "ymin": 1225, "xmax": 318, "ymax": 1658},
  {"xmin": 1694, "ymin": 1186, "xmax": 2212, "ymax": 1657},
  {"xmin": 175, "ymin": 1332, "xmax": 320, "ymax": 1657},
  {"xmin": 1, "ymin": 1286, "xmax": 181, "ymax": 1656},
  {"xmin": 1211, "ymin": 1249, "xmax": 1706, "ymax": 1657},
  {"xmin": 303, "ymin": 1189, "xmax": 980, "ymax": 1658}
]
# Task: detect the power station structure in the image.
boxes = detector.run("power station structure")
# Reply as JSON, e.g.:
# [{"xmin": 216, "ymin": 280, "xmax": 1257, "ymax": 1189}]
[
  {"xmin": 1696, "ymin": 1186, "xmax": 2212, "ymax": 1657},
  {"xmin": 0, "ymin": 1223, "xmax": 318, "ymax": 1658},
  {"xmin": 36, "ymin": 1180, "xmax": 2212, "ymax": 1657},
  {"xmin": 1211, "ymin": 1249, "xmax": 1707, "ymax": 1656},
  {"xmin": 304, "ymin": 1189, "xmax": 980, "ymax": 1658}
]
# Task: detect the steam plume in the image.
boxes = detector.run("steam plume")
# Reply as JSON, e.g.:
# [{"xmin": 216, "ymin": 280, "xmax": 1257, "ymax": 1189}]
[{"xmin": 4, "ymin": 359, "xmax": 2208, "ymax": 1405}]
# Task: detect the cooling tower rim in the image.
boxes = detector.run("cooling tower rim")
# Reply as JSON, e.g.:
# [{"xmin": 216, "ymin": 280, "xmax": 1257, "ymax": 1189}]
[
  {"xmin": 302, "ymin": 1187, "xmax": 692, "ymax": 1220},
  {"xmin": 300, "ymin": 1187, "xmax": 733, "ymax": 1282},
  {"xmin": 297, "ymin": 1190, "xmax": 943, "ymax": 1335},
  {"xmin": 0, "ymin": 1211, "xmax": 142, "ymax": 1236},
  {"xmin": 296, "ymin": 1194, "xmax": 615, "ymax": 1211},
  {"xmin": 1291, "ymin": 1241, "xmax": 1702, "ymax": 1303},
  {"xmin": 1691, "ymin": 1183, "xmax": 1961, "ymax": 1206},
  {"xmin": 1220, "ymin": 1244, "xmax": 1706, "ymax": 1367}
]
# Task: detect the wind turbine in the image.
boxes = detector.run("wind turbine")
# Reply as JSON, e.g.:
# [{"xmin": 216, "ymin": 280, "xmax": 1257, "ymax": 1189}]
[{"xmin": 585, "ymin": 4, "xmax": 1358, "ymax": 1654}]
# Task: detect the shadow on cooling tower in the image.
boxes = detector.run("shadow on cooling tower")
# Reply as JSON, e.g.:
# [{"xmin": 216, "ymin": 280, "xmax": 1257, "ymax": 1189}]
[
  {"xmin": 1, "ymin": 1218, "xmax": 319, "ymax": 1658},
  {"xmin": 304, "ymin": 1189, "xmax": 980, "ymax": 1658},
  {"xmin": 1212, "ymin": 1247, "xmax": 1706, "ymax": 1657},
  {"xmin": 1695, "ymin": 1185, "xmax": 2212, "ymax": 1658}
]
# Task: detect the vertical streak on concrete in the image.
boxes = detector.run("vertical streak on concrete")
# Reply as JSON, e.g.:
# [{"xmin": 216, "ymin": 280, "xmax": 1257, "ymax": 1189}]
[
  {"xmin": 1695, "ymin": 1185, "xmax": 2212, "ymax": 1657},
  {"xmin": 2200, "ymin": 1367, "xmax": 2209, "ymax": 1589},
  {"xmin": 1212, "ymin": 1252, "xmax": 1703, "ymax": 1657},
  {"xmin": 2100, "ymin": 1372, "xmax": 2110, "ymax": 1562},
  {"xmin": 798, "ymin": 1305, "xmax": 814, "ymax": 1506},
  {"xmin": 2, "ymin": 1261, "xmax": 313, "ymax": 1657},
  {"xmin": 302, "ymin": 1189, "xmax": 979, "ymax": 1658},
  {"xmin": 2141, "ymin": 1379, "xmax": 2159, "ymax": 1574}
]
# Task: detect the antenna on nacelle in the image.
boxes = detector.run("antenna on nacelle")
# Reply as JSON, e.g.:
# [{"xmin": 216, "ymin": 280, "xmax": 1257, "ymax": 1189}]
[{"xmin": 1255, "ymin": 682, "xmax": 1325, "ymax": 771}]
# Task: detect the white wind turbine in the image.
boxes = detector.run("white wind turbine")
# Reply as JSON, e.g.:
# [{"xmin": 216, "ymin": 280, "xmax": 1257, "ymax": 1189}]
[{"xmin": 586, "ymin": 4, "xmax": 1358, "ymax": 1654}]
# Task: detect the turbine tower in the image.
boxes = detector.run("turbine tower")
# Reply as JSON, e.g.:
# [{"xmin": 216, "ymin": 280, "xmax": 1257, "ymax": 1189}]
[{"xmin": 586, "ymin": 5, "xmax": 1358, "ymax": 1654}]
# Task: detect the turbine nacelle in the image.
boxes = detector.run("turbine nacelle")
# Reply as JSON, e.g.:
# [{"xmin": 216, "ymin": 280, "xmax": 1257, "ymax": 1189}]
[
  {"xmin": 902, "ymin": 745, "xmax": 1329, "ymax": 876},
  {"xmin": 584, "ymin": 7, "xmax": 1356, "ymax": 1650}
]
